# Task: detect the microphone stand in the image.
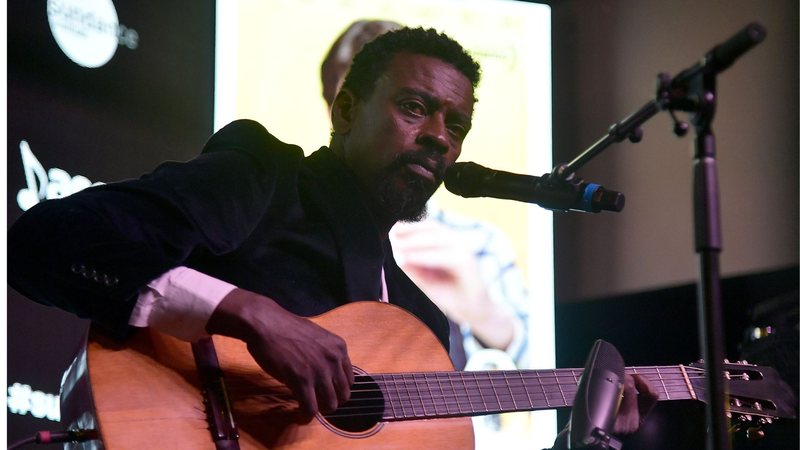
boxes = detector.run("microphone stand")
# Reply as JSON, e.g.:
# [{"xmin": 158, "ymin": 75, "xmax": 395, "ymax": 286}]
[{"xmin": 550, "ymin": 23, "xmax": 766, "ymax": 450}]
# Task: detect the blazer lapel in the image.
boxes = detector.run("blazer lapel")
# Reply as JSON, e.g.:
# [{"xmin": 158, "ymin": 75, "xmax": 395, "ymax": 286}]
[{"xmin": 302, "ymin": 148, "xmax": 384, "ymax": 301}]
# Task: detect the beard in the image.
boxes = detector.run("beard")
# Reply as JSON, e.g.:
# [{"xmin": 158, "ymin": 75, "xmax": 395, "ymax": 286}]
[
  {"xmin": 374, "ymin": 175, "xmax": 433, "ymax": 223},
  {"xmin": 371, "ymin": 150, "xmax": 446, "ymax": 224}
]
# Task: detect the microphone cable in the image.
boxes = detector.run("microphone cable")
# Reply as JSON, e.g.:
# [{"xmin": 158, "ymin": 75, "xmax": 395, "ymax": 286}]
[{"xmin": 8, "ymin": 429, "xmax": 98, "ymax": 449}]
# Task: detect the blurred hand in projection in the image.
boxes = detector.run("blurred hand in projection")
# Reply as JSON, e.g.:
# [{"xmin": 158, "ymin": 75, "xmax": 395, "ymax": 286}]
[{"xmin": 391, "ymin": 219, "xmax": 518, "ymax": 352}]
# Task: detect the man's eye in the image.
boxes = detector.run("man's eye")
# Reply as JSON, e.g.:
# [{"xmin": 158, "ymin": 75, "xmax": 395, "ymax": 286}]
[
  {"xmin": 447, "ymin": 124, "xmax": 468, "ymax": 140},
  {"xmin": 400, "ymin": 101, "xmax": 426, "ymax": 116}
]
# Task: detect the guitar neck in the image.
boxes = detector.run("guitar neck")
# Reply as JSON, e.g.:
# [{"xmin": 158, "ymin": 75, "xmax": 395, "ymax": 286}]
[{"xmin": 369, "ymin": 366, "xmax": 696, "ymax": 421}]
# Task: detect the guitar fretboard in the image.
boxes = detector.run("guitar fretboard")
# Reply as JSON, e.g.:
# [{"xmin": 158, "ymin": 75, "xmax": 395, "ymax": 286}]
[{"xmin": 361, "ymin": 366, "xmax": 699, "ymax": 421}]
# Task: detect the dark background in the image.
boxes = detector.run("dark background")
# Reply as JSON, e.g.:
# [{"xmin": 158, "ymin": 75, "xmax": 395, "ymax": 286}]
[
  {"xmin": 7, "ymin": 1, "xmax": 798, "ymax": 448},
  {"xmin": 7, "ymin": 0, "xmax": 216, "ymax": 443}
]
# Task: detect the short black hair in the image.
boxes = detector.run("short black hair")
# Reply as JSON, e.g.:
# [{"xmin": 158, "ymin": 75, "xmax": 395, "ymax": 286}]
[{"xmin": 340, "ymin": 27, "xmax": 481, "ymax": 102}]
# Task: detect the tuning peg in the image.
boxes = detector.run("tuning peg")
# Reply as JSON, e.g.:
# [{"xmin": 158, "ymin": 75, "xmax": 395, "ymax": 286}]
[{"xmin": 759, "ymin": 417, "xmax": 773, "ymax": 425}]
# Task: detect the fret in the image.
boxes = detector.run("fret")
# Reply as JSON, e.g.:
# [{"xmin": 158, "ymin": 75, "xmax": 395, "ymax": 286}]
[
  {"xmin": 459, "ymin": 371, "xmax": 475, "ymax": 414},
  {"xmin": 519, "ymin": 370, "xmax": 536, "ymax": 409},
  {"xmin": 476, "ymin": 371, "xmax": 491, "ymax": 413},
  {"xmin": 543, "ymin": 371, "xmax": 560, "ymax": 407},
  {"xmin": 535, "ymin": 370, "xmax": 563, "ymax": 408},
  {"xmin": 389, "ymin": 373, "xmax": 402, "ymax": 419},
  {"xmin": 431, "ymin": 373, "xmax": 449, "ymax": 414},
  {"xmin": 656, "ymin": 366, "xmax": 670, "ymax": 400},
  {"xmin": 564, "ymin": 369, "xmax": 580, "ymax": 407},
  {"xmin": 380, "ymin": 374, "xmax": 397, "ymax": 420},
  {"xmin": 419, "ymin": 373, "xmax": 438, "ymax": 417},
  {"xmin": 482, "ymin": 371, "xmax": 496, "ymax": 413},
  {"xmin": 412, "ymin": 373, "xmax": 428, "ymax": 417},
  {"xmin": 403, "ymin": 373, "xmax": 424, "ymax": 417},
  {"xmin": 391, "ymin": 373, "xmax": 406, "ymax": 419},
  {"xmin": 404, "ymin": 373, "xmax": 423, "ymax": 418},
  {"xmin": 554, "ymin": 370, "xmax": 570, "ymax": 407},
  {"xmin": 478, "ymin": 371, "xmax": 494, "ymax": 413},
  {"xmin": 439, "ymin": 373, "xmax": 461, "ymax": 414},
  {"xmin": 400, "ymin": 373, "xmax": 411, "ymax": 417},
  {"xmin": 554, "ymin": 369, "xmax": 570, "ymax": 407},
  {"xmin": 503, "ymin": 372, "xmax": 518, "ymax": 410},
  {"xmin": 423, "ymin": 373, "xmax": 441, "ymax": 417},
  {"xmin": 448, "ymin": 371, "xmax": 464, "ymax": 415},
  {"xmin": 530, "ymin": 371, "xmax": 549, "ymax": 409}
]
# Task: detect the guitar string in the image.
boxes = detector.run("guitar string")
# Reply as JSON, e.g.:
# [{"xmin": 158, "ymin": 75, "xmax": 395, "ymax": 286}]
[
  {"xmin": 306, "ymin": 376, "xmax": 758, "ymax": 422},
  {"xmin": 219, "ymin": 367, "xmax": 731, "ymax": 397},
  {"xmin": 220, "ymin": 375, "xmax": 707, "ymax": 398},
  {"xmin": 212, "ymin": 375, "xmax": 762, "ymax": 421},
  {"xmin": 182, "ymin": 353, "xmax": 777, "ymax": 422},
  {"xmin": 219, "ymin": 371, "xmax": 736, "ymax": 401},
  {"xmin": 217, "ymin": 369, "xmax": 733, "ymax": 419},
  {"xmin": 319, "ymin": 371, "xmax": 762, "ymax": 420},
  {"xmin": 298, "ymin": 380, "xmax": 716, "ymax": 420}
]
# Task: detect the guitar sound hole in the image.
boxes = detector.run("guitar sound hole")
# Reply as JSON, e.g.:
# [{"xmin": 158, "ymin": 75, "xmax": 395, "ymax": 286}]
[{"xmin": 322, "ymin": 373, "xmax": 384, "ymax": 433}]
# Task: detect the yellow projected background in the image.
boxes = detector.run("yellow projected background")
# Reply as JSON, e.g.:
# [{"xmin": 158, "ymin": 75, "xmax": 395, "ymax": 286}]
[{"xmin": 215, "ymin": 0, "xmax": 554, "ymax": 447}]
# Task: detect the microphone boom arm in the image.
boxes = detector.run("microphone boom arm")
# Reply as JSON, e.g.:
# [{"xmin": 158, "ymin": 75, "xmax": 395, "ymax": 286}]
[{"xmin": 555, "ymin": 22, "xmax": 765, "ymax": 450}]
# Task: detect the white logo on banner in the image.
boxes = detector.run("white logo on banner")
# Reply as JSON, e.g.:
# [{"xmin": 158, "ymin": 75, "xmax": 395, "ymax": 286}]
[
  {"xmin": 7, "ymin": 383, "xmax": 60, "ymax": 422},
  {"xmin": 47, "ymin": 0, "xmax": 139, "ymax": 68},
  {"xmin": 16, "ymin": 140, "xmax": 104, "ymax": 211}
]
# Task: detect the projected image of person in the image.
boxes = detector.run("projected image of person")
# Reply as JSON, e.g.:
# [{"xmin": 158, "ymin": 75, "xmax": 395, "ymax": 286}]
[
  {"xmin": 321, "ymin": 20, "xmax": 531, "ymax": 373},
  {"xmin": 9, "ymin": 27, "xmax": 656, "ymax": 449}
]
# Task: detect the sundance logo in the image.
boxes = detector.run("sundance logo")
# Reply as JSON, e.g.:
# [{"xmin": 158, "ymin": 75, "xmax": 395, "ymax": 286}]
[
  {"xmin": 7, "ymin": 382, "xmax": 60, "ymax": 422},
  {"xmin": 16, "ymin": 140, "xmax": 104, "ymax": 211},
  {"xmin": 47, "ymin": 0, "xmax": 139, "ymax": 68}
]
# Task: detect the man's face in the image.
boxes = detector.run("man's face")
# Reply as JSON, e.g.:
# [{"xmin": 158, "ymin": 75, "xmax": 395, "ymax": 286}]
[{"xmin": 333, "ymin": 52, "xmax": 474, "ymax": 225}]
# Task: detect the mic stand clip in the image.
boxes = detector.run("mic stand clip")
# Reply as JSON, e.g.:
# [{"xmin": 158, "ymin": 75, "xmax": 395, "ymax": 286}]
[{"xmin": 579, "ymin": 428, "xmax": 623, "ymax": 450}]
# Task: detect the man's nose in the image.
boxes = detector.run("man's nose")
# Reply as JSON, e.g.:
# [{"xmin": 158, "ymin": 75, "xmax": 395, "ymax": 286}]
[{"xmin": 416, "ymin": 114, "xmax": 449, "ymax": 154}]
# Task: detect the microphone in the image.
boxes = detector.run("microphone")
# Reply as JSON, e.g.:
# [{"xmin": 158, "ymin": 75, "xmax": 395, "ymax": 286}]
[
  {"xmin": 443, "ymin": 162, "xmax": 624, "ymax": 213},
  {"xmin": 568, "ymin": 340, "xmax": 626, "ymax": 449},
  {"xmin": 672, "ymin": 22, "xmax": 766, "ymax": 87}
]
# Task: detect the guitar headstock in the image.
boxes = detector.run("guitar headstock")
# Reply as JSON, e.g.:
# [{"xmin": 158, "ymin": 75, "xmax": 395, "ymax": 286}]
[{"xmin": 687, "ymin": 361, "xmax": 797, "ymax": 427}]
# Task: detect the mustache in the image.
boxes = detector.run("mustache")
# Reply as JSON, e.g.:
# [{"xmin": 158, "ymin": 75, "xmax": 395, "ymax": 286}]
[{"xmin": 390, "ymin": 150, "xmax": 447, "ymax": 183}]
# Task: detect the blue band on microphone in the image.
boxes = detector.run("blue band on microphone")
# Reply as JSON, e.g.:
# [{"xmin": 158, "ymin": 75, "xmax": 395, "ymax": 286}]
[{"xmin": 582, "ymin": 183, "xmax": 601, "ymax": 211}]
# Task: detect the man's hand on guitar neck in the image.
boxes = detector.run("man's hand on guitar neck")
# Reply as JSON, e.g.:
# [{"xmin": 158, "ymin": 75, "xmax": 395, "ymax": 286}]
[
  {"xmin": 206, "ymin": 288, "xmax": 355, "ymax": 419},
  {"xmin": 614, "ymin": 373, "xmax": 659, "ymax": 435},
  {"xmin": 550, "ymin": 374, "xmax": 659, "ymax": 449}
]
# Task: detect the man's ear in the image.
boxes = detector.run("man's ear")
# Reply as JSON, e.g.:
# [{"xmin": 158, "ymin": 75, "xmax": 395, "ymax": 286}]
[{"xmin": 331, "ymin": 88, "xmax": 359, "ymax": 134}]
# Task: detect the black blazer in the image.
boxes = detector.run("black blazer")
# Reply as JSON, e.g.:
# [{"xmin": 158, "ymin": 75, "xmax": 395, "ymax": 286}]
[{"xmin": 8, "ymin": 120, "xmax": 450, "ymax": 349}]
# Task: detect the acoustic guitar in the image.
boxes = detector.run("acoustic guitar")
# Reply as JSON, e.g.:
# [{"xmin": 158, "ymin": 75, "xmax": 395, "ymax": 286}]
[{"xmin": 60, "ymin": 301, "xmax": 795, "ymax": 449}]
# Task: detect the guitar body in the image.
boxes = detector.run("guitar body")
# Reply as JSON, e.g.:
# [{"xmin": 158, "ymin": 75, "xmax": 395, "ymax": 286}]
[{"xmin": 75, "ymin": 302, "xmax": 474, "ymax": 449}]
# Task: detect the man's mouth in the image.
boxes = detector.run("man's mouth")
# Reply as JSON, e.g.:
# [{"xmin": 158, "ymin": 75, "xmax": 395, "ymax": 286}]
[{"xmin": 405, "ymin": 162, "xmax": 437, "ymax": 182}]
